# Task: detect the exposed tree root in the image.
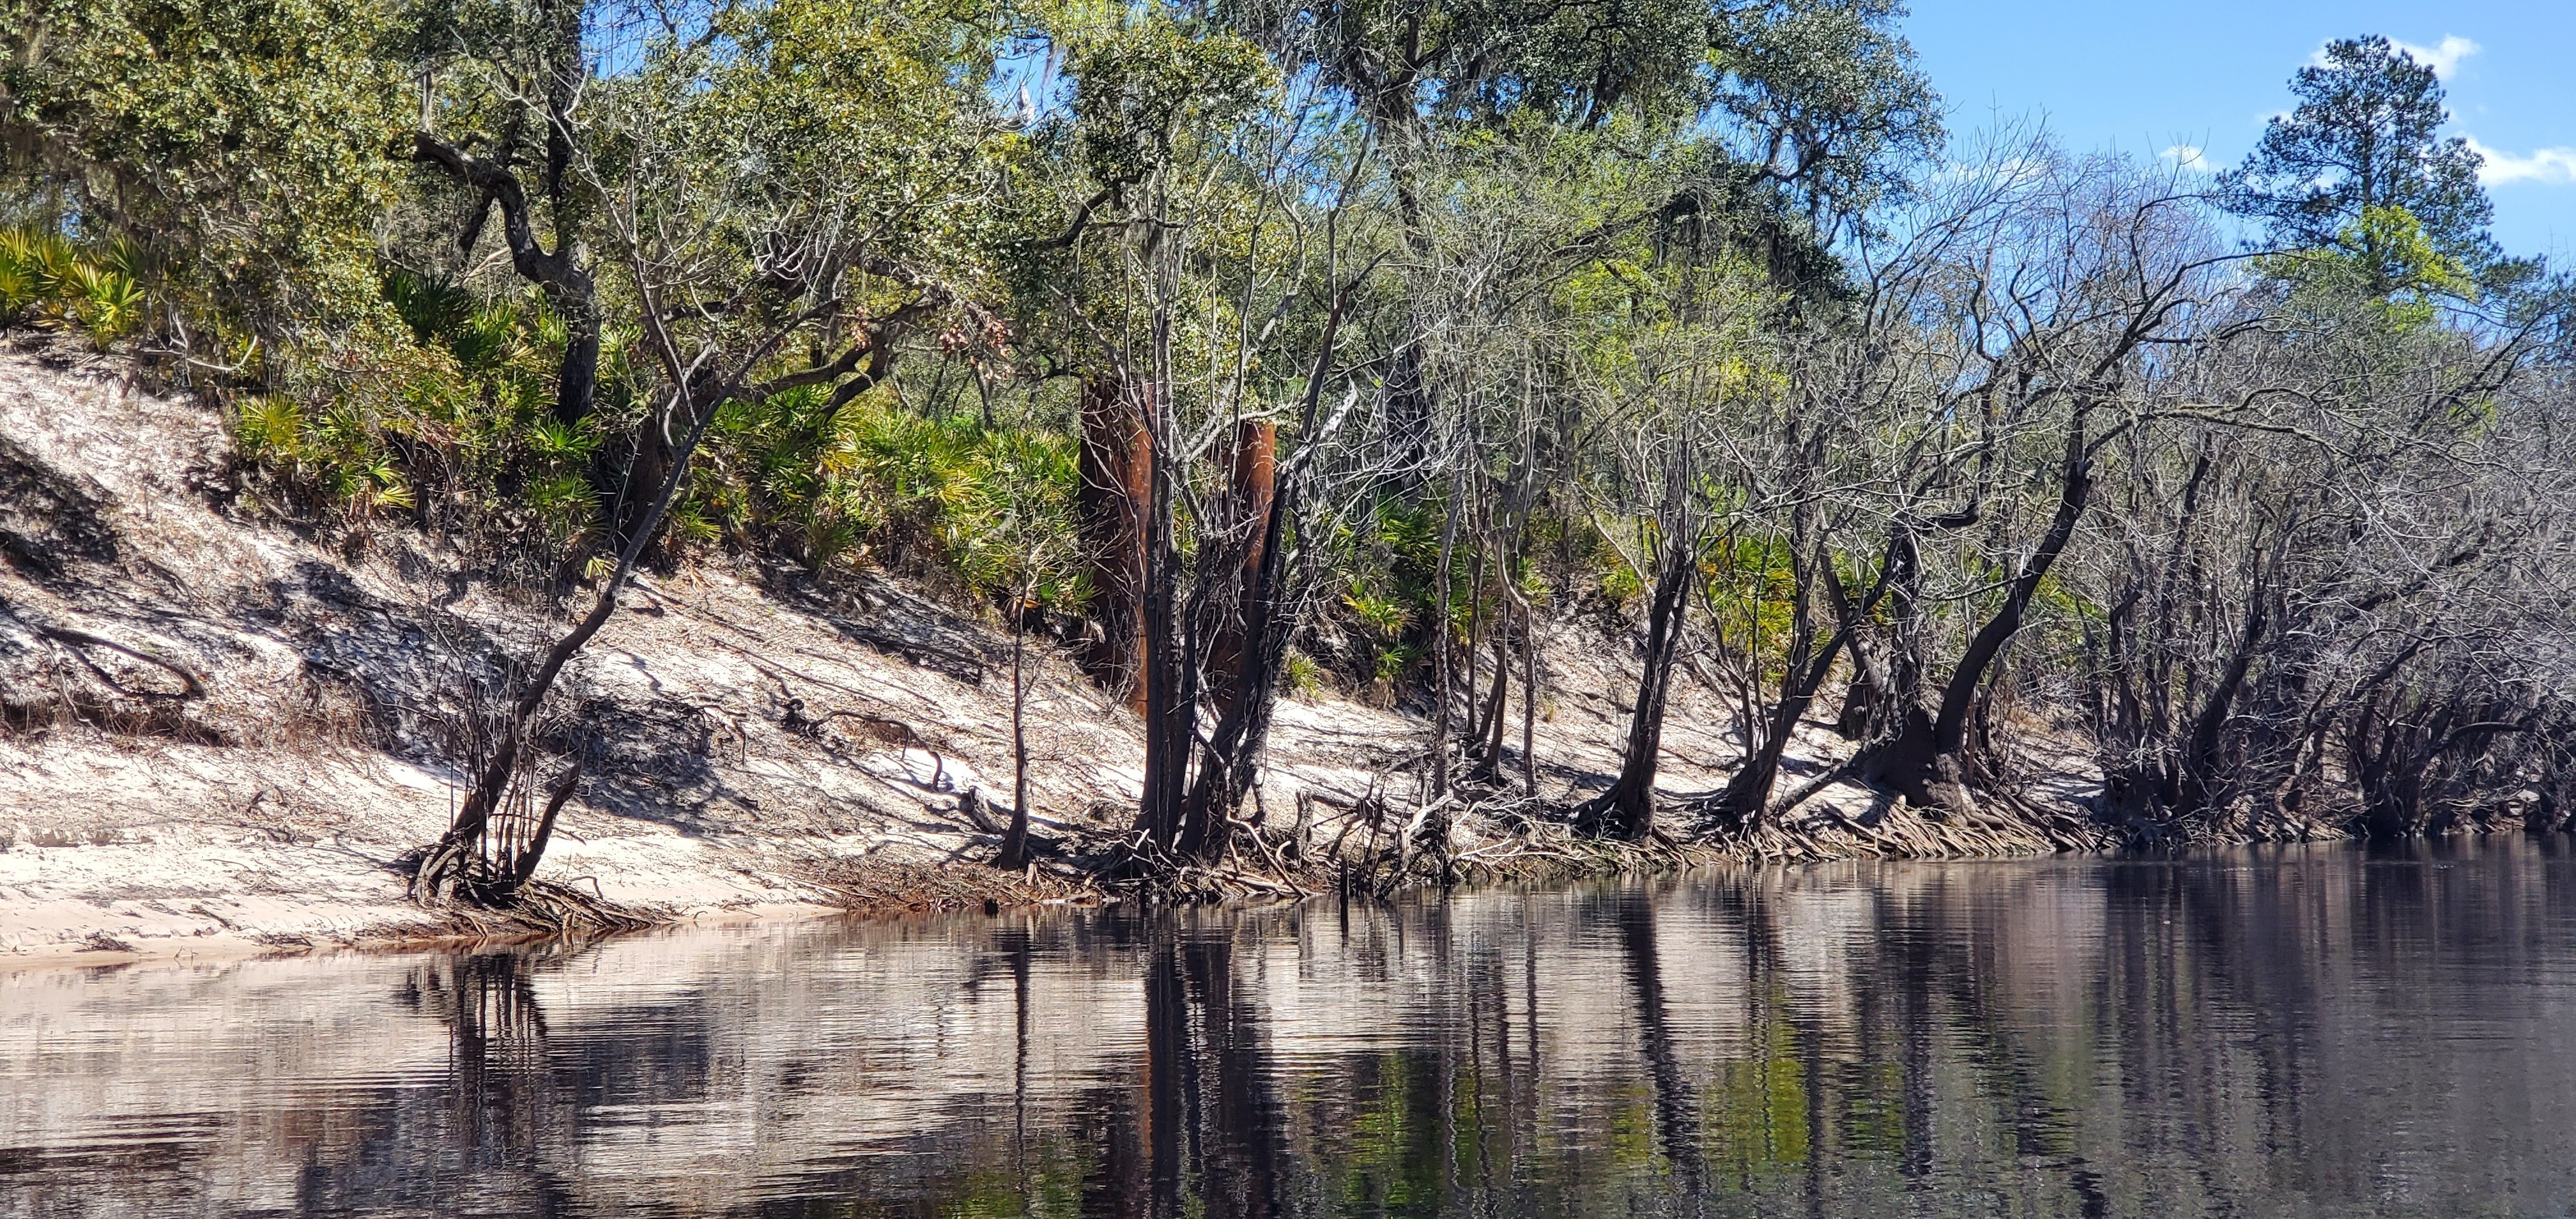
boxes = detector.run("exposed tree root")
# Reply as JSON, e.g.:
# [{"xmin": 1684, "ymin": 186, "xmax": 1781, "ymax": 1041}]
[
  {"xmin": 415, "ymin": 878, "xmax": 664, "ymax": 942},
  {"xmin": 804, "ymin": 855, "xmax": 1096, "ymax": 915}
]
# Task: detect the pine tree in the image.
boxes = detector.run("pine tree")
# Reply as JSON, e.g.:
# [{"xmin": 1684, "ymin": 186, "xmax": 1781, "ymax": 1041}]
[{"xmin": 2220, "ymin": 34, "xmax": 2508, "ymax": 293}]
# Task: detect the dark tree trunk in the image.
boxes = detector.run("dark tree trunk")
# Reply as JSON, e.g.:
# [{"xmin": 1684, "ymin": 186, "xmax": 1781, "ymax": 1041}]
[
  {"xmin": 1174, "ymin": 422, "xmax": 1303, "ymax": 860},
  {"xmin": 1706, "ymin": 529, "xmax": 1851, "ymax": 827},
  {"xmin": 1861, "ymin": 415, "xmax": 2094, "ymax": 811},
  {"xmin": 1579, "ymin": 515, "xmax": 1695, "ymax": 841},
  {"xmin": 418, "ymin": 379, "xmax": 721, "ymax": 903},
  {"xmin": 1130, "ymin": 277, "xmax": 1351, "ymax": 872},
  {"xmin": 995, "ymin": 614, "xmax": 1033, "ymax": 871},
  {"xmin": 1469, "ymin": 620, "xmax": 1510, "ymax": 781},
  {"xmin": 410, "ymin": 132, "xmax": 611, "ymax": 535},
  {"xmin": 416, "ymin": 292, "xmax": 831, "ymax": 904},
  {"xmin": 1135, "ymin": 368, "xmax": 1199, "ymax": 858},
  {"xmin": 2174, "ymin": 583, "xmax": 2269, "ymax": 815},
  {"xmin": 1712, "ymin": 634, "xmax": 1846, "ymax": 829},
  {"xmin": 1520, "ymin": 586, "xmax": 1538, "ymax": 794}
]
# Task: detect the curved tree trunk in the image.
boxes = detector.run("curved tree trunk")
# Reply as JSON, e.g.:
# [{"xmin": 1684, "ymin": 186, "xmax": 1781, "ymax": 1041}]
[
  {"xmin": 1580, "ymin": 509, "xmax": 1696, "ymax": 841},
  {"xmin": 1862, "ymin": 413, "xmax": 2095, "ymax": 813}
]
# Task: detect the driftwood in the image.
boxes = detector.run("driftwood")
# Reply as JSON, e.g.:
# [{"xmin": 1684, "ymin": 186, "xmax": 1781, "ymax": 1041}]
[{"xmin": 780, "ymin": 696, "xmax": 948, "ymax": 787}]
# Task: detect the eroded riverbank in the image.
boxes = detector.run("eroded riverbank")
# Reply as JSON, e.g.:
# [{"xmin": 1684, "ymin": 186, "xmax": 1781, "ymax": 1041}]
[{"xmin": 4, "ymin": 344, "xmax": 2171, "ymax": 961}]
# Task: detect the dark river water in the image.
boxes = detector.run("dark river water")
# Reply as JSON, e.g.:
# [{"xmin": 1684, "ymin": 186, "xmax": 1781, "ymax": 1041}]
[{"xmin": 10, "ymin": 837, "xmax": 2576, "ymax": 1217}]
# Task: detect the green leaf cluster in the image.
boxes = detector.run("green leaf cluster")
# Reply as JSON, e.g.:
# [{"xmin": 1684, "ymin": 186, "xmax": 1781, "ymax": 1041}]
[
  {"xmin": 685, "ymin": 386, "xmax": 1088, "ymax": 606},
  {"xmin": 235, "ymin": 280, "xmax": 608, "ymax": 561},
  {"xmin": 1, "ymin": 0, "xmax": 408, "ymax": 328},
  {"xmin": 0, "ymin": 226, "xmax": 148, "ymax": 347}
]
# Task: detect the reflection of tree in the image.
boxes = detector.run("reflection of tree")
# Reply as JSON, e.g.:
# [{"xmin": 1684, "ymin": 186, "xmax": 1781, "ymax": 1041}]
[
  {"xmin": 1149, "ymin": 927, "xmax": 1294, "ymax": 1218},
  {"xmin": 438, "ymin": 950, "xmax": 551, "ymax": 1111},
  {"xmin": 426, "ymin": 950, "xmax": 581, "ymax": 1211},
  {"xmin": 1073, "ymin": 918, "xmax": 1299, "ymax": 1217},
  {"xmin": 999, "ymin": 923, "xmax": 1034, "ymax": 1197},
  {"xmin": 77, "ymin": 846, "xmax": 2574, "ymax": 1218},
  {"xmin": 1613, "ymin": 887, "xmax": 1705, "ymax": 1203},
  {"xmin": 279, "ymin": 948, "xmax": 586, "ymax": 1215},
  {"xmin": 1146, "ymin": 938, "xmax": 1189, "ymax": 1218}
]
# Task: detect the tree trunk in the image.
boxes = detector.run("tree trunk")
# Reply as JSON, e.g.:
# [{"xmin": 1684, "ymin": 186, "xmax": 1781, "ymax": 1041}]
[
  {"xmin": 410, "ymin": 131, "xmax": 613, "ymax": 537},
  {"xmin": 1706, "ymin": 526, "xmax": 1850, "ymax": 827},
  {"xmin": 1135, "ymin": 362, "xmax": 1199, "ymax": 859},
  {"xmin": 418, "ymin": 377, "xmax": 722, "ymax": 903},
  {"xmin": 1469, "ymin": 620, "xmax": 1510, "ymax": 781},
  {"xmin": 1203, "ymin": 420, "xmax": 1276, "ymax": 723},
  {"xmin": 996, "ymin": 609, "xmax": 1033, "ymax": 871},
  {"xmin": 1579, "ymin": 514, "xmax": 1695, "ymax": 841},
  {"xmin": 2174, "ymin": 582, "xmax": 2268, "ymax": 815},
  {"xmin": 1429, "ymin": 468, "xmax": 1462, "ymax": 797},
  {"xmin": 1130, "ymin": 273, "xmax": 1351, "ymax": 873},
  {"xmin": 1710, "ymin": 632, "xmax": 1847, "ymax": 829},
  {"xmin": 1862, "ymin": 415, "xmax": 2094, "ymax": 811},
  {"xmin": 1520, "ymin": 586, "xmax": 1539, "ymax": 794},
  {"xmin": 1078, "ymin": 374, "xmax": 1154, "ymax": 712}
]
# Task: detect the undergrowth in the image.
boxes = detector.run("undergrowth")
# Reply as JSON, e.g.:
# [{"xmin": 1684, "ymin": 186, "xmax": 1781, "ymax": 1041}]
[
  {"xmin": 0, "ymin": 226, "xmax": 150, "ymax": 350},
  {"xmin": 231, "ymin": 275, "xmax": 611, "ymax": 583},
  {"xmin": 229, "ymin": 269, "xmax": 1090, "ymax": 610},
  {"xmin": 678, "ymin": 385, "xmax": 1089, "ymax": 608}
]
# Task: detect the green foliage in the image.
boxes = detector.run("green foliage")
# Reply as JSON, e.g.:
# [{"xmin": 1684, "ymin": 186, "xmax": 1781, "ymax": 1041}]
[
  {"xmin": 1333, "ymin": 501, "xmax": 1436, "ymax": 643},
  {"xmin": 1, "ymin": 0, "xmax": 408, "ymax": 330},
  {"xmin": 1282, "ymin": 650, "xmax": 1324, "ymax": 698},
  {"xmin": 68, "ymin": 263, "xmax": 145, "ymax": 346},
  {"xmin": 1229, "ymin": 0, "xmax": 1714, "ymax": 132},
  {"xmin": 680, "ymin": 0, "xmax": 1029, "ymax": 280},
  {"xmin": 687, "ymin": 387, "xmax": 1089, "ymax": 608},
  {"xmin": 0, "ymin": 226, "xmax": 148, "ymax": 347},
  {"xmin": 234, "ymin": 286, "xmax": 601, "ymax": 556},
  {"xmin": 1342, "ymin": 579, "xmax": 1413, "ymax": 638},
  {"xmin": 234, "ymin": 390, "xmax": 415, "ymax": 512},
  {"xmin": 2223, "ymin": 34, "xmax": 2513, "ymax": 293},
  {"xmin": 1064, "ymin": 12, "xmax": 1276, "ymax": 189},
  {"xmin": 1702, "ymin": 0, "xmax": 1943, "ymax": 224},
  {"xmin": 2255, "ymin": 204, "xmax": 2481, "ymax": 325},
  {"xmin": 1227, "ymin": 0, "xmax": 1935, "ymax": 233},
  {"xmin": 383, "ymin": 270, "xmax": 473, "ymax": 346},
  {"xmin": 1599, "ymin": 559, "xmax": 1646, "ymax": 604},
  {"xmin": 1700, "ymin": 532, "xmax": 1798, "ymax": 666}
]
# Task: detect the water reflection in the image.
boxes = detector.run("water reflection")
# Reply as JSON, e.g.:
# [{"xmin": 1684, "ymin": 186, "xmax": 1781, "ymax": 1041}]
[{"xmin": 9, "ymin": 836, "xmax": 2576, "ymax": 1217}]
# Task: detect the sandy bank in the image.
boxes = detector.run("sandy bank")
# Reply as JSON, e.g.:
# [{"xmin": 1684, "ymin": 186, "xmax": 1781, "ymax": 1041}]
[{"xmin": 1, "ymin": 340, "xmax": 2130, "ymax": 962}]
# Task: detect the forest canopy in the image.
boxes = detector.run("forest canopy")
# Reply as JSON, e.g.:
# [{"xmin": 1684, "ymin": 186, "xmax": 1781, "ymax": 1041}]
[{"xmin": 4, "ymin": 0, "xmax": 2573, "ymax": 884}]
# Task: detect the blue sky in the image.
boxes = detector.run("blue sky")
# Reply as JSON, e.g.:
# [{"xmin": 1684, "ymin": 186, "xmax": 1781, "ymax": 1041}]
[{"xmin": 1901, "ymin": 1, "xmax": 2576, "ymax": 261}]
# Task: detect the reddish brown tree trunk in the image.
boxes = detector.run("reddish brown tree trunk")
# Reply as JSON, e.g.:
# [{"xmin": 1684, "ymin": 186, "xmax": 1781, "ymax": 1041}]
[
  {"xmin": 1078, "ymin": 374, "xmax": 1153, "ymax": 713},
  {"xmin": 1205, "ymin": 420, "xmax": 1276, "ymax": 722}
]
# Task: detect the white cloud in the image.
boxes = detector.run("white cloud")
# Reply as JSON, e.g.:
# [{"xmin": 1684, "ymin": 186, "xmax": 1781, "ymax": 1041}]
[
  {"xmin": 2310, "ymin": 34, "xmax": 2480, "ymax": 80},
  {"xmin": 2395, "ymin": 35, "xmax": 2481, "ymax": 79},
  {"xmin": 2467, "ymin": 137, "xmax": 2576, "ymax": 186},
  {"xmin": 2159, "ymin": 144, "xmax": 2207, "ymax": 170}
]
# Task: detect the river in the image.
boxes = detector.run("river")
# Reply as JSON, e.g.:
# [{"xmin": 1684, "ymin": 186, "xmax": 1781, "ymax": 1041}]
[{"xmin": 8, "ymin": 836, "xmax": 2576, "ymax": 1216}]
